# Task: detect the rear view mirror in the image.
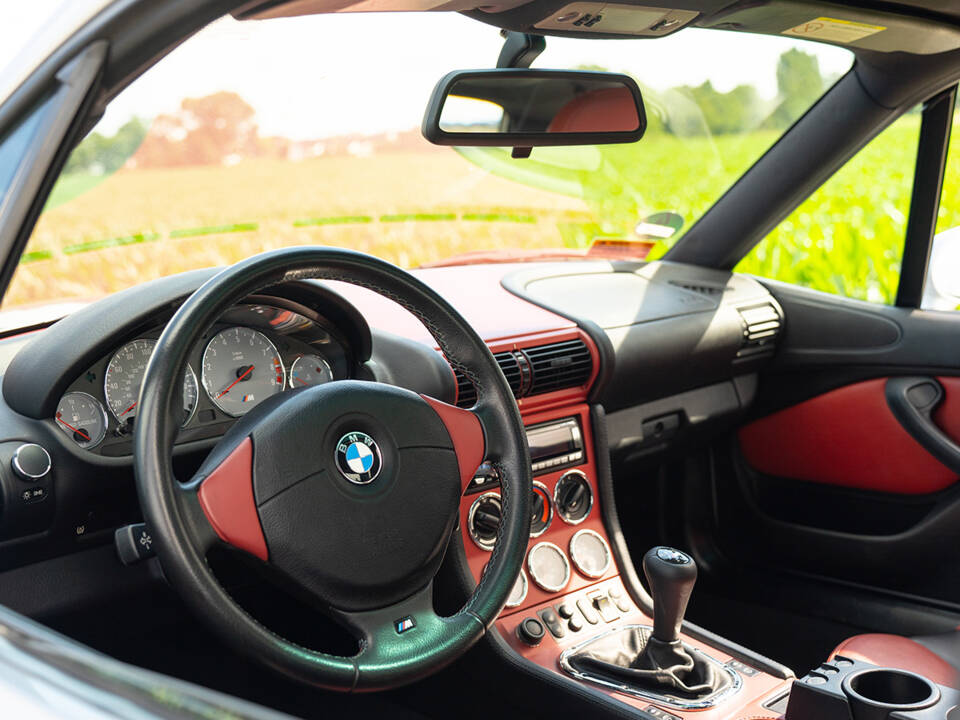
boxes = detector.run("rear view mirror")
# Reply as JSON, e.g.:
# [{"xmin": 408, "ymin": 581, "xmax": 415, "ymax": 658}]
[{"xmin": 422, "ymin": 69, "xmax": 646, "ymax": 147}]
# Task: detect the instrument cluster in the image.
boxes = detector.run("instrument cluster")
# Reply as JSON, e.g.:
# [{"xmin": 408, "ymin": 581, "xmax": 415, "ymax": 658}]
[{"xmin": 53, "ymin": 303, "xmax": 351, "ymax": 456}]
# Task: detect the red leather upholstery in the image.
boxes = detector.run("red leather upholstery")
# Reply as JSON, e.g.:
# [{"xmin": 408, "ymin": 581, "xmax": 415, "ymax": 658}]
[{"xmin": 831, "ymin": 633, "xmax": 960, "ymax": 688}]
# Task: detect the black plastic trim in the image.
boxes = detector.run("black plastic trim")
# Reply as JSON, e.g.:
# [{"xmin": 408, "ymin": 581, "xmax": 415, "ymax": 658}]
[
  {"xmin": 896, "ymin": 85, "xmax": 957, "ymax": 308},
  {"xmin": 591, "ymin": 405, "xmax": 794, "ymax": 681}
]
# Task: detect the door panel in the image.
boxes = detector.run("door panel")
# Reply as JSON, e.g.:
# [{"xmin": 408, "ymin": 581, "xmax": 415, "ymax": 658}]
[
  {"xmin": 738, "ymin": 377, "xmax": 960, "ymax": 494},
  {"xmin": 702, "ymin": 281, "xmax": 960, "ymax": 611}
]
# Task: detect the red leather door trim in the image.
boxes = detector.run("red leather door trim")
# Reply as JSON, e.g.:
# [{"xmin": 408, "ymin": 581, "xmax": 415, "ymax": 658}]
[{"xmin": 738, "ymin": 378, "xmax": 960, "ymax": 495}]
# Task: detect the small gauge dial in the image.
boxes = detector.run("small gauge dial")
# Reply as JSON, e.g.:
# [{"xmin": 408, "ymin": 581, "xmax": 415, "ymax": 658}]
[
  {"xmin": 55, "ymin": 392, "xmax": 107, "ymax": 449},
  {"xmin": 289, "ymin": 354, "xmax": 334, "ymax": 389},
  {"xmin": 202, "ymin": 327, "xmax": 284, "ymax": 417},
  {"xmin": 527, "ymin": 542, "xmax": 571, "ymax": 593},
  {"xmin": 569, "ymin": 529, "xmax": 611, "ymax": 579},
  {"xmin": 104, "ymin": 339, "xmax": 199, "ymax": 428},
  {"xmin": 530, "ymin": 482, "xmax": 553, "ymax": 537}
]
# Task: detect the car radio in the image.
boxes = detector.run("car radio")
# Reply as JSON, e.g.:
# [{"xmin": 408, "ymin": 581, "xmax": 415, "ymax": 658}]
[
  {"xmin": 527, "ymin": 417, "xmax": 584, "ymax": 474},
  {"xmin": 465, "ymin": 416, "xmax": 585, "ymax": 493}
]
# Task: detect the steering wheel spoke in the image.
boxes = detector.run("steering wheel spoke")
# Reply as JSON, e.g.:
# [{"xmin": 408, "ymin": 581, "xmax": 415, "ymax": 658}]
[
  {"xmin": 420, "ymin": 395, "xmax": 486, "ymax": 493},
  {"xmin": 190, "ymin": 436, "xmax": 269, "ymax": 561},
  {"xmin": 336, "ymin": 582, "xmax": 483, "ymax": 691}
]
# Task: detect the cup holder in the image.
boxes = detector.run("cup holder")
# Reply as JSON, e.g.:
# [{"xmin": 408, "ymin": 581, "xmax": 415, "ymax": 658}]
[{"xmin": 842, "ymin": 668, "xmax": 940, "ymax": 720}]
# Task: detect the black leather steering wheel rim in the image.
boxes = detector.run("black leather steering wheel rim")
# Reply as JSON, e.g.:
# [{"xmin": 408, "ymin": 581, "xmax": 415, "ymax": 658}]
[{"xmin": 134, "ymin": 247, "xmax": 531, "ymax": 691}]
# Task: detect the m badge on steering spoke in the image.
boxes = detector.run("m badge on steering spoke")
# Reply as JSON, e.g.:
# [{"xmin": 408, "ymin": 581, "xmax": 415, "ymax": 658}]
[{"xmin": 335, "ymin": 431, "xmax": 383, "ymax": 484}]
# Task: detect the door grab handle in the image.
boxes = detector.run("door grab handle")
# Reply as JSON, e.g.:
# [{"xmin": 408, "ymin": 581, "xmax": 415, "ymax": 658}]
[{"xmin": 886, "ymin": 377, "xmax": 960, "ymax": 475}]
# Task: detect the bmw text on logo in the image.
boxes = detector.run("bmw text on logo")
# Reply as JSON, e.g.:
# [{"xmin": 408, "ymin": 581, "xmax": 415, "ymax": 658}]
[{"xmin": 334, "ymin": 431, "xmax": 383, "ymax": 484}]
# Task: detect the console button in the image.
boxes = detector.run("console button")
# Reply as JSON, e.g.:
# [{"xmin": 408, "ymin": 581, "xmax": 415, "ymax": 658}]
[
  {"xmin": 577, "ymin": 597, "xmax": 599, "ymax": 624},
  {"xmin": 538, "ymin": 608, "xmax": 566, "ymax": 638},
  {"xmin": 592, "ymin": 594, "xmax": 620, "ymax": 623},
  {"xmin": 568, "ymin": 616, "xmax": 583, "ymax": 632},
  {"xmin": 12, "ymin": 443, "xmax": 51, "ymax": 482},
  {"xmin": 517, "ymin": 617, "xmax": 545, "ymax": 646},
  {"xmin": 557, "ymin": 602, "xmax": 574, "ymax": 619}
]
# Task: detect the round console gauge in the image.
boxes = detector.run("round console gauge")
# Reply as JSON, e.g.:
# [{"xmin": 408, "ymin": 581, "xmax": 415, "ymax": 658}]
[
  {"xmin": 569, "ymin": 529, "xmax": 612, "ymax": 579},
  {"xmin": 554, "ymin": 470, "xmax": 593, "ymax": 525},
  {"xmin": 289, "ymin": 354, "xmax": 334, "ymax": 389},
  {"xmin": 506, "ymin": 569, "xmax": 528, "ymax": 608},
  {"xmin": 104, "ymin": 339, "xmax": 198, "ymax": 427},
  {"xmin": 529, "ymin": 481, "xmax": 553, "ymax": 537},
  {"xmin": 202, "ymin": 327, "xmax": 284, "ymax": 416},
  {"xmin": 527, "ymin": 541, "xmax": 571, "ymax": 593},
  {"xmin": 55, "ymin": 392, "xmax": 107, "ymax": 449},
  {"xmin": 468, "ymin": 492, "xmax": 502, "ymax": 550}
]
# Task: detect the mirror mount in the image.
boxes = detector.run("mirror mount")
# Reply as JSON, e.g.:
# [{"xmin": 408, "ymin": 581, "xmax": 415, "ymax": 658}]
[
  {"xmin": 497, "ymin": 31, "xmax": 545, "ymax": 157},
  {"xmin": 497, "ymin": 31, "xmax": 545, "ymax": 69}
]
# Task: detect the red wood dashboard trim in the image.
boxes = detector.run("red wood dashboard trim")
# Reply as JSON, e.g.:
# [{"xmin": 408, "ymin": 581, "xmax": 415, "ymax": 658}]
[
  {"xmin": 738, "ymin": 378, "xmax": 960, "ymax": 495},
  {"xmin": 460, "ymin": 404, "xmax": 616, "ymax": 615},
  {"xmin": 497, "ymin": 577, "xmax": 792, "ymax": 720}
]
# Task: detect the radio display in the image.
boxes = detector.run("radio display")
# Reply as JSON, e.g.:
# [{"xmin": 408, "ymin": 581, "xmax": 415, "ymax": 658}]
[{"xmin": 526, "ymin": 417, "xmax": 583, "ymax": 472}]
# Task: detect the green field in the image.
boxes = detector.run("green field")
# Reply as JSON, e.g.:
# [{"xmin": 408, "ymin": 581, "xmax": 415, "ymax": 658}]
[{"xmin": 10, "ymin": 112, "xmax": 953, "ymax": 310}]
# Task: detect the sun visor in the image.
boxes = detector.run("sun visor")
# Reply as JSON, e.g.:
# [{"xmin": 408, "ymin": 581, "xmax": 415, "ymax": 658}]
[{"xmin": 699, "ymin": 2, "xmax": 960, "ymax": 55}]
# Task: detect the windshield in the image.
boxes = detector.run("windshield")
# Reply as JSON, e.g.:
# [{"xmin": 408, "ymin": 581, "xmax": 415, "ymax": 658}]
[{"xmin": 5, "ymin": 13, "xmax": 852, "ymax": 315}]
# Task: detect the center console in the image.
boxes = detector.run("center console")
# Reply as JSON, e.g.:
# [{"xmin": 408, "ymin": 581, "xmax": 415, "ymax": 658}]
[{"xmin": 457, "ymin": 397, "xmax": 794, "ymax": 719}]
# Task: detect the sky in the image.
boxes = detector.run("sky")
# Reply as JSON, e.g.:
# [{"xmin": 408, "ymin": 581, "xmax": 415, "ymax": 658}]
[{"xmin": 2, "ymin": 4, "xmax": 855, "ymax": 140}]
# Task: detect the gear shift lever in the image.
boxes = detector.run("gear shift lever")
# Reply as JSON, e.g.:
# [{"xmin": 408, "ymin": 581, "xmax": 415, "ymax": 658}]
[
  {"xmin": 563, "ymin": 545, "xmax": 726, "ymax": 700},
  {"xmin": 643, "ymin": 546, "xmax": 697, "ymax": 643}
]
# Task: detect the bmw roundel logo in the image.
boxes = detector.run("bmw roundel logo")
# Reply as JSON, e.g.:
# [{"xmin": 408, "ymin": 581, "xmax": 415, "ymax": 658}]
[{"xmin": 335, "ymin": 431, "xmax": 382, "ymax": 485}]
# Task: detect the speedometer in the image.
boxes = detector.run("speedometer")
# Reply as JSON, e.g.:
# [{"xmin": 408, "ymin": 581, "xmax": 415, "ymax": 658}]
[
  {"xmin": 104, "ymin": 339, "xmax": 198, "ymax": 428},
  {"xmin": 201, "ymin": 327, "xmax": 284, "ymax": 416}
]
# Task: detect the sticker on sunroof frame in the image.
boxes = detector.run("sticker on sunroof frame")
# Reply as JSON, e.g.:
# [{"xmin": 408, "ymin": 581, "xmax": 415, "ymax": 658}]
[{"xmin": 783, "ymin": 17, "xmax": 885, "ymax": 44}]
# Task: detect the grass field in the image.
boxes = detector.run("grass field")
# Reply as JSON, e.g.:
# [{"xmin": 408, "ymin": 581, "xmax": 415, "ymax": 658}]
[{"xmin": 8, "ymin": 112, "xmax": 955, "ymax": 309}]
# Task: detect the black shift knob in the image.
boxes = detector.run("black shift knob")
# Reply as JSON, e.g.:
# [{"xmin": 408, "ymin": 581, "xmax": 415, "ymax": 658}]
[{"xmin": 643, "ymin": 546, "xmax": 697, "ymax": 643}]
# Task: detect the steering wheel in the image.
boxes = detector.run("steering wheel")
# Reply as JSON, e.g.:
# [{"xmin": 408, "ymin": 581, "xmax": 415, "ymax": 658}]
[{"xmin": 133, "ymin": 247, "xmax": 531, "ymax": 691}]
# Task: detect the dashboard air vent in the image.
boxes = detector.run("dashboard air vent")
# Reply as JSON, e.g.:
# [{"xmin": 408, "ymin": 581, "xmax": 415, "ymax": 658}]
[
  {"xmin": 454, "ymin": 351, "xmax": 522, "ymax": 407},
  {"xmin": 737, "ymin": 303, "xmax": 782, "ymax": 358},
  {"xmin": 524, "ymin": 339, "xmax": 593, "ymax": 395},
  {"xmin": 452, "ymin": 340, "xmax": 592, "ymax": 406}
]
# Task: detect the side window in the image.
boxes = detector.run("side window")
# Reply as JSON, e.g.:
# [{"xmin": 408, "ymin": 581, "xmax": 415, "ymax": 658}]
[
  {"xmin": 924, "ymin": 97, "xmax": 960, "ymax": 310},
  {"xmin": 736, "ymin": 110, "xmax": 921, "ymax": 304}
]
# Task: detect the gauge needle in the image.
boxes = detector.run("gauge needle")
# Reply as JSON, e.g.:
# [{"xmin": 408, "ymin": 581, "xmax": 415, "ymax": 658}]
[
  {"xmin": 294, "ymin": 376, "xmax": 309, "ymax": 386},
  {"xmin": 217, "ymin": 365, "xmax": 255, "ymax": 398},
  {"xmin": 119, "ymin": 401, "xmax": 137, "ymax": 418},
  {"xmin": 56, "ymin": 413, "xmax": 91, "ymax": 441}
]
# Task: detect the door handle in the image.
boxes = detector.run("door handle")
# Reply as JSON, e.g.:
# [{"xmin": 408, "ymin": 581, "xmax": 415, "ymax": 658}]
[{"xmin": 886, "ymin": 377, "xmax": 960, "ymax": 475}]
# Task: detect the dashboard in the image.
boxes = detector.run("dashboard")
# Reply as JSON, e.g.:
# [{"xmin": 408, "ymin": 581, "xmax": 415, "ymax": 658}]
[{"xmin": 0, "ymin": 259, "xmax": 783, "ymax": 632}]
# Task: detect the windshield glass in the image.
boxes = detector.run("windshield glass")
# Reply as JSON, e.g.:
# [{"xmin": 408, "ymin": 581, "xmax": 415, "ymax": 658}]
[{"xmin": 5, "ymin": 13, "xmax": 852, "ymax": 315}]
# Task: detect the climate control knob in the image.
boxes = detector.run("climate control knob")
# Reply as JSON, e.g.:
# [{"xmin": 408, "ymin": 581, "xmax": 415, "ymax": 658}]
[{"xmin": 555, "ymin": 470, "xmax": 592, "ymax": 524}]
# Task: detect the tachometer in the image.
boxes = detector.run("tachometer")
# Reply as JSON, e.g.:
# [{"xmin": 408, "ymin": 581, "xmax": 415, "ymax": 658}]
[
  {"xmin": 104, "ymin": 339, "xmax": 199, "ymax": 428},
  {"xmin": 289, "ymin": 354, "xmax": 334, "ymax": 389},
  {"xmin": 201, "ymin": 327, "xmax": 284, "ymax": 416},
  {"xmin": 55, "ymin": 392, "xmax": 107, "ymax": 449}
]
